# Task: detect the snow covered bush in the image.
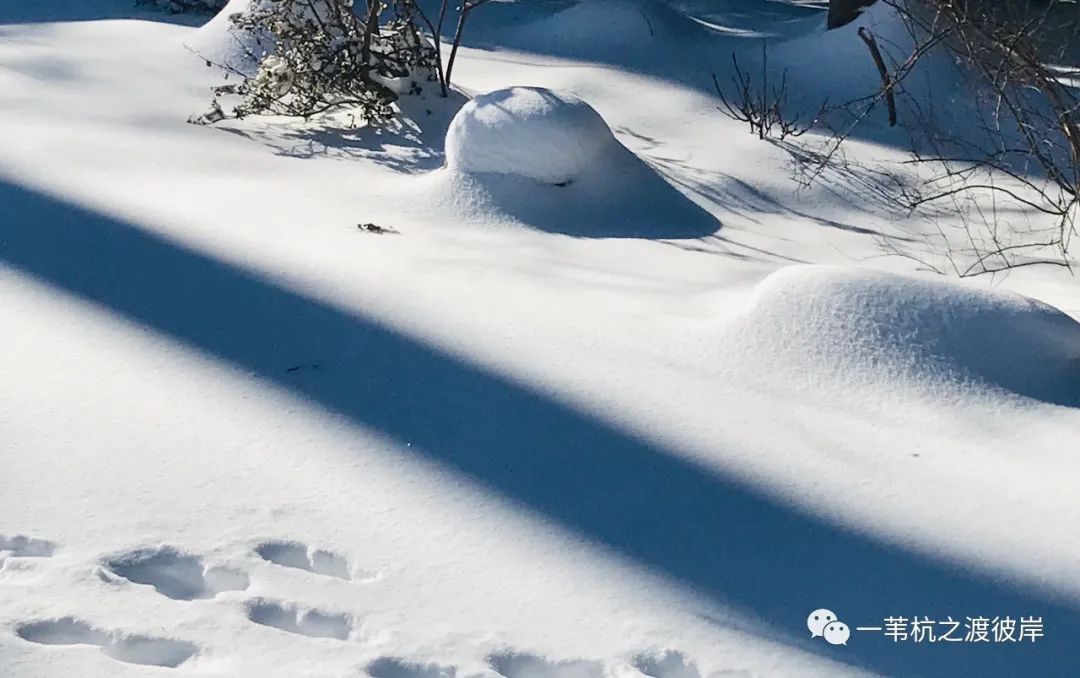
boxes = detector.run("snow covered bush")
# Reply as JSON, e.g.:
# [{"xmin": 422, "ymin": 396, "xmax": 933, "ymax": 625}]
[{"xmin": 196, "ymin": 0, "xmax": 438, "ymax": 126}]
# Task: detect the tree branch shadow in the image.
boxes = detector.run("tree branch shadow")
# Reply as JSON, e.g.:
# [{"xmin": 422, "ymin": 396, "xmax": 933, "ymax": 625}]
[{"xmin": 212, "ymin": 91, "xmax": 468, "ymax": 174}]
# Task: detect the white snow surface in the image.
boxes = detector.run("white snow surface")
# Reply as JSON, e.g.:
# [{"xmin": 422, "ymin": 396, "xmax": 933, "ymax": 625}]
[
  {"xmin": 445, "ymin": 87, "xmax": 617, "ymax": 185},
  {"xmin": 2, "ymin": 1, "xmax": 1080, "ymax": 677}
]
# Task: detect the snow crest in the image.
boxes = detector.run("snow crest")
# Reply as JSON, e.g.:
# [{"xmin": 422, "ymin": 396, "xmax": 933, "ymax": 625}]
[
  {"xmin": 445, "ymin": 87, "xmax": 618, "ymax": 185},
  {"xmin": 727, "ymin": 266, "xmax": 1080, "ymax": 404}
]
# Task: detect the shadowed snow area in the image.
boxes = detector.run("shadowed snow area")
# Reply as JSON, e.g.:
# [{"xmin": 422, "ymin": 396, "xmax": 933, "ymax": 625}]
[
  {"xmin": 435, "ymin": 87, "xmax": 718, "ymax": 238},
  {"xmin": 503, "ymin": 0, "xmax": 715, "ymax": 62},
  {"xmin": 725, "ymin": 266, "xmax": 1080, "ymax": 406},
  {"xmin": 0, "ymin": 0, "xmax": 209, "ymax": 25}
]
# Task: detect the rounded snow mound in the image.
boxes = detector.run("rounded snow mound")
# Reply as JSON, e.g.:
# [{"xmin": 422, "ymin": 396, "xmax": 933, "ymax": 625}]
[
  {"xmin": 432, "ymin": 87, "xmax": 717, "ymax": 237},
  {"xmin": 445, "ymin": 87, "xmax": 618, "ymax": 185},
  {"xmin": 727, "ymin": 266, "xmax": 1080, "ymax": 405}
]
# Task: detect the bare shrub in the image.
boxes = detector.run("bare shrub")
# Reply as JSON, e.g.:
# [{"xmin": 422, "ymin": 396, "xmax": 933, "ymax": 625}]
[
  {"xmin": 774, "ymin": 0, "xmax": 1079, "ymax": 275},
  {"xmin": 712, "ymin": 44, "xmax": 828, "ymax": 141}
]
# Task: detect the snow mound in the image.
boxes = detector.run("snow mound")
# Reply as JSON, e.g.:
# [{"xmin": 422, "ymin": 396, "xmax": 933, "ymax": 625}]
[
  {"xmin": 433, "ymin": 87, "xmax": 718, "ymax": 237},
  {"xmin": 726, "ymin": 266, "xmax": 1080, "ymax": 405},
  {"xmin": 445, "ymin": 87, "xmax": 618, "ymax": 185}
]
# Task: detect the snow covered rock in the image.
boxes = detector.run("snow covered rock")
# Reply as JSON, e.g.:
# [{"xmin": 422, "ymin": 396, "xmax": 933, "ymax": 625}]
[
  {"xmin": 727, "ymin": 266, "xmax": 1080, "ymax": 404},
  {"xmin": 445, "ymin": 87, "xmax": 619, "ymax": 185}
]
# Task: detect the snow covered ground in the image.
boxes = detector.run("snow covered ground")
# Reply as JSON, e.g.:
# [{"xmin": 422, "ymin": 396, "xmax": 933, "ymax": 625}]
[{"xmin": 1, "ymin": 1, "xmax": 1079, "ymax": 676}]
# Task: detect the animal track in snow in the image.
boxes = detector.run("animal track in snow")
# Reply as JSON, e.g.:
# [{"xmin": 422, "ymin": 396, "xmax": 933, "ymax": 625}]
[
  {"xmin": 367, "ymin": 656, "xmax": 457, "ymax": 678},
  {"xmin": 104, "ymin": 545, "xmax": 249, "ymax": 600},
  {"xmin": 15, "ymin": 617, "xmax": 197, "ymax": 668},
  {"xmin": 489, "ymin": 652, "xmax": 604, "ymax": 678},
  {"xmin": 245, "ymin": 599, "xmax": 353, "ymax": 640},
  {"xmin": 634, "ymin": 651, "xmax": 701, "ymax": 678},
  {"xmin": 0, "ymin": 534, "xmax": 55, "ymax": 558},
  {"xmin": 254, "ymin": 540, "xmax": 368, "ymax": 581}
]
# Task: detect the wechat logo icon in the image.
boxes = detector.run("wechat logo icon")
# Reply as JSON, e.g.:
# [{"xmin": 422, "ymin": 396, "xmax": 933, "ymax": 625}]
[{"xmin": 808, "ymin": 609, "xmax": 850, "ymax": 646}]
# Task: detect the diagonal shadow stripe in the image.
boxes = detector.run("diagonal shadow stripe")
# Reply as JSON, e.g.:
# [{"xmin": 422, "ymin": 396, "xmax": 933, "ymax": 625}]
[{"xmin": 1, "ymin": 179, "xmax": 1076, "ymax": 675}]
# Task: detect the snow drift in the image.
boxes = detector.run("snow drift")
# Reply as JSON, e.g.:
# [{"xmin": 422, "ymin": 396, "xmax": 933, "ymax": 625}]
[
  {"xmin": 436, "ymin": 87, "xmax": 717, "ymax": 238},
  {"xmin": 726, "ymin": 266, "xmax": 1080, "ymax": 405}
]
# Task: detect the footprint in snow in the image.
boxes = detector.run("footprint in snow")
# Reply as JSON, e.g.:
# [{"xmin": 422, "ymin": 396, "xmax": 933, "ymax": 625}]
[
  {"xmin": 15, "ymin": 617, "xmax": 197, "ymax": 668},
  {"xmin": 0, "ymin": 534, "xmax": 56, "ymax": 559},
  {"xmin": 634, "ymin": 651, "xmax": 701, "ymax": 678},
  {"xmin": 254, "ymin": 539, "xmax": 372, "ymax": 581},
  {"xmin": 245, "ymin": 599, "xmax": 353, "ymax": 640},
  {"xmin": 489, "ymin": 651, "xmax": 604, "ymax": 678},
  {"xmin": 367, "ymin": 656, "xmax": 457, "ymax": 678},
  {"xmin": 103, "ymin": 545, "xmax": 249, "ymax": 600}
]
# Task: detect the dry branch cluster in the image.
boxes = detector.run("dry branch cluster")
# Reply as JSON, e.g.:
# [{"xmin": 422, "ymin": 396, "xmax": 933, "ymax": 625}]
[
  {"xmin": 883, "ymin": 0, "xmax": 1079, "ymax": 274},
  {"xmin": 716, "ymin": 0, "xmax": 1080, "ymax": 275},
  {"xmin": 711, "ymin": 46, "xmax": 827, "ymax": 142}
]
